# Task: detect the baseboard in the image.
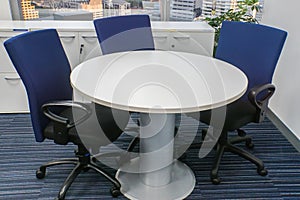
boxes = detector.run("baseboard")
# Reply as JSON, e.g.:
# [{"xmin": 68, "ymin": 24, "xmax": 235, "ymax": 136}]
[{"xmin": 267, "ymin": 110, "xmax": 300, "ymax": 152}]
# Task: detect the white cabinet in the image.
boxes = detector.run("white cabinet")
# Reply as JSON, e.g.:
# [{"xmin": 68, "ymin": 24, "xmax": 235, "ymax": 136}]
[
  {"xmin": 0, "ymin": 21, "xmax": 214, "ymax": 113},
  {"xmin": 78, "ymin": 32, "xmax": 102, "ymax": 64},
  {"xmin": 152, "ymin": 22, "xmax": 214, "ymax": 56},
  {"xmin": 78, "ymin": 22, "xmax": 215, "ymax": 64},
  {"xmin": 0, "ymin": 73, "xmax": 28, "ymax": 113},
  {"xmin": 153, "ymin": 32, "xmax": 170, "ymax": 50},
  {"xmin": 0, "ymin": 31, "xmax": 29, "ymax": 113},
  {"xmin": 74, "ymin": 32, "xmax": 102, "ymax": 101},
  {"xmin": 169, "ymin": 32, "xmax": 214, "ymax": 56},
  {"xmin": 0, "ymin": 31, "xmax": 20, "ymax": 73},
  {"xmin": 57, "ymin": 31, "xmax": 80, "ymax": 69}
]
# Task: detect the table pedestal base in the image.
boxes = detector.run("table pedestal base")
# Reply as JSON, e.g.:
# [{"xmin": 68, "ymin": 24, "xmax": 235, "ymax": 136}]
[{"xmin": 116, "ymin": 158, "xmax": 195, "ymax": 200}]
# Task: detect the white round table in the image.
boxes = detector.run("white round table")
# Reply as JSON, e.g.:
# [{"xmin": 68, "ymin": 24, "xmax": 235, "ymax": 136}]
[{"xmin": 71, "ymin": 50, "xmax": 248, "ymax": 200}]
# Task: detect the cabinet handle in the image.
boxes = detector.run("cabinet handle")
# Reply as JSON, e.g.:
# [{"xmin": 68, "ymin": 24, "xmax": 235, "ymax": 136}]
[
  {"xmin": 0, "ymin": 36, "xmax": 10, "ymax": 39},
  {"xmin": 80, "ymin": 44, "xmax": 84, "ymax": 54},
  {"xmin": 81, "ymin": 35, "xmax": 97, "ymax": 39},
  {"xmin": 59, "ymin": 35, "xmax": 76, "ymax": 39},
  {"xmin": 173, "ymin": 35, "xmax": 190, "ymax": 39},
  {"xmin": 5, "ymin": 77, "xmax": 21, "ymax": 81},
  {"xmin": 153, "ymin": 35, "xmax": 168, "ymax": 39}
]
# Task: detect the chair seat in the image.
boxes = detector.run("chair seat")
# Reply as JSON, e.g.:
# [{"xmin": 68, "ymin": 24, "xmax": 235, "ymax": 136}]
[
  {"xmin": 187, "ymin": 100, "xmax": 257, "ymax": 131},
  {"xmin": 44, "ymin": 103, "xmax": 129, "ymax": 147}
]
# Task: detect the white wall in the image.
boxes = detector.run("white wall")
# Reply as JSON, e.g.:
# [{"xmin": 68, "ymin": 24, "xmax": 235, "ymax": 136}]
[
  {"xmin": 261, "ymin": 0, "xmax": 300, "ymax": 140},
  {"xmin": 0, "ymin": 0, "xmax": 12, "ymax": 20}
]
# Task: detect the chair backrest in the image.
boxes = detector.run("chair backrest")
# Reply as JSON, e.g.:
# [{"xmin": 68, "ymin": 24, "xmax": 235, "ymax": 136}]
[
  {"xmin": 93, "ymin": 14, "xmax": 155, "ymax": 54},
  {"xmin": 4, "ymin": 29, "xmax": 72, "ymax": 142},
  {"xmin": 215, "ymin": 21, "xmax": 287, "ymax": 97}
]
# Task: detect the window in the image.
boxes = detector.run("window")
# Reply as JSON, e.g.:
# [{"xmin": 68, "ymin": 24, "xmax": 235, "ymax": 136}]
[
  {"xmin": 201, "ymin": 0, "xmax": 264, "ymax": 21},
  {"xmin": 8, "ymin": 0, "xmax": 263, "ymax": 21},
  {"xmin": 8, "ymin": 0, "xmax": 203, "ymax": 21}
]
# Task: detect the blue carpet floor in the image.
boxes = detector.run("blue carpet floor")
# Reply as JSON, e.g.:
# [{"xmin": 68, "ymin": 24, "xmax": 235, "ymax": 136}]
[{"xmin": 0, "ymin": 113, "xmax": 300, "ymax": 200}]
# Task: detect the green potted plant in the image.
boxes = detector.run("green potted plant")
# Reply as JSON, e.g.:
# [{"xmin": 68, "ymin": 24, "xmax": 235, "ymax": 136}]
[{"xmin": 204, "ymin": 0, "xmax": 261, "ymax": 55}]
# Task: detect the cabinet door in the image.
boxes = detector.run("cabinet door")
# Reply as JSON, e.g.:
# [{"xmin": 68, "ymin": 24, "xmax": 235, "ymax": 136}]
[
  {"xmin": 78, "ymin": 32, "xmax": 102, "ymax": 63},
  {"xmin": 0, "ymin": 73, "xmax": 29, "ymax": 113},
  {"xmin": 0, "ymin": 31, "xmax": 27, "ymax": 73},
  {"xmin": 152, "ymin": 32, "xmax": 170, "ymax": 51},
  {"xmin": 57, "ymin": 31, "xmax": 80, "ymax": 69},
  {"xmin": 170, "ymin": 32, "xmax": 214, "ymax": 56}
]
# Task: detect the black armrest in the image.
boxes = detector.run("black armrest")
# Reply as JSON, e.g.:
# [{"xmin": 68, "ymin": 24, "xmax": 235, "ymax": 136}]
[
  {"xmin": 248, "ymin": 84, "xmax": 275, "ymax": 123},
  {"xmin": 42, "ymin": 100, "xmax": 92, "ymax": 128},
  {"xmin": 42, "ymin": 100, "xmax": 92, "ymax": 145}
]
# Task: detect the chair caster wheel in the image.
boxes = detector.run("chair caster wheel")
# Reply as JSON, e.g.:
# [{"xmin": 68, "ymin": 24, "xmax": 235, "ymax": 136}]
[
  {"xmin": 211, "ymin": 177, "xmax": 221, "ymax": 185},
  {"xmin": 257, "ymin": 168, "xmax": 268, "ymax": 176},
  {"xmin": 245, "ymin": 139, "xmax": 254, "ymax": 149},
  {"xmin": 92, "ymin": 157, "xmax": 97, "ymax": 163},
  {"xmin": 36, "ymin": 168, "xmax": 46, "ymax": 179},
  {"xmin": 237, "ymin": 129, "xmax": 246, "ymax": 137},
  {"xmin": 110, "ymin": 187, "xmax": 121, "ymax": 197}
]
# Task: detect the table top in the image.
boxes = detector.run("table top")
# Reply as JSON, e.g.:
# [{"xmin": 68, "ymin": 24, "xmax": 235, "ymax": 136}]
[{"xmin": 71, "ymin": 51, "xmax": 248, "ymax": 113}]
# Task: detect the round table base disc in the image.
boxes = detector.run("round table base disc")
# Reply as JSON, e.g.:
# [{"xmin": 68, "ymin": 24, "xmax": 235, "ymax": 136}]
[{"xmin": 116, "ymin": 158, "xmax": 195, "ymax": 200}]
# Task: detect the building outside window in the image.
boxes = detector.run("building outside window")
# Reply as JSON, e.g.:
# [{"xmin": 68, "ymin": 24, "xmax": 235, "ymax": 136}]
[
  {"xmin": 201, "ymin": 0, "xmax": 264, "ymax": 21},
  {"xmin": 8, "ymin": 0, "xmax": 204, "ymax": 21},
  {"xmin": 20, "ymin": 0, "xmax": 39, "ymax": 20},
  {"xmin": 7, "ymin": 0, "xmax": 262, "ymax": 21}
]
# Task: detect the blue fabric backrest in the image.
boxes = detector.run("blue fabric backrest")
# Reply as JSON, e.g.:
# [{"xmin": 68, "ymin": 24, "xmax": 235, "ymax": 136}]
[
  {"xmin": 93, "ymin": 15, "xmax": 155, "ymax": 54},
  {"xmin": 215, "ymin": 21, "xmax": 287, "ymax": 98},
  {"xmin": 4, "ymin": 29, "xmax": 73, "ymax": 142}
]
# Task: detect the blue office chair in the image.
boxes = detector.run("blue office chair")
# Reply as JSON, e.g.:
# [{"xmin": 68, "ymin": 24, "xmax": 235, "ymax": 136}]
[
  {"xmin": 187, "ymin": 21, "xmax": 287, "ymax": 184},
  {"xmin": 93, "ymin": 14, "xmax": 155, "ymax": 55},
  {"xmin": 93, "ymin": 14, "xmax": 155, "ymax": 153},
  {"xmin": 4, "ymin": 29, "xmax": 130, "ymax": 199}
]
